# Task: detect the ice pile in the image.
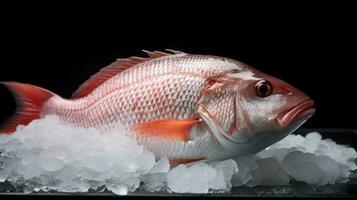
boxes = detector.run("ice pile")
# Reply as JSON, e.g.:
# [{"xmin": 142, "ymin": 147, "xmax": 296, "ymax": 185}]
[
  {"xmin": 0, "ymin": 115, "xmax": 356, "ymax": 194},
  {"xmin": 0, "ymin": 115, "xmax": 158, "ymax": 194},
  {"xmin": 232, "ymin": 132, "xmax": 357, "ymax": 187},
  {"xmin": 166, "ymin": 160, "xmax": 238, "ymax": 193}
]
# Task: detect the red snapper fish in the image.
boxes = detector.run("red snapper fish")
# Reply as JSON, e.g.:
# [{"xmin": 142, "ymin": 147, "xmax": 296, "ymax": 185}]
[{"xmin": 0, "ymin": 50, "xmax": 315, "ymax": 164}]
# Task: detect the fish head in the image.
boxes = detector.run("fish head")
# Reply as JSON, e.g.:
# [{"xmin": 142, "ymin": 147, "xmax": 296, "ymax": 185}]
[
  {"xmin": 232, "ymin": 70, "xmax": 315, "ymax": 139},
  {"xmin": 199, "ymin": 65, "xmax": 315, "ymax": 156}
]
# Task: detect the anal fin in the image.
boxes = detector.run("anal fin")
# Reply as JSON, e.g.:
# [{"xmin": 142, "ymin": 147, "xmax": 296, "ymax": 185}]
[{"xmin": 169, "ymin": 157, "xmax": 206, "ymax": 165}]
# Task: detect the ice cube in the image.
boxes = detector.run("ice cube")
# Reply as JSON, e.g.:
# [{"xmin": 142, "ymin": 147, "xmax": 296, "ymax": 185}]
[
  {"xmin": 306, "ymin": 132, "xmax": 322, "ymax": 142},
  {"xmin": 249, "ymin": 157, "xmax": 290, "ymax": 186},
  {"xmin": 107, "ymin": 184, "xmax": 128, "ymax": 195},
  {"xmin": 231, "ymin": 155, "xmax": 257, "ymax": 186},
  {"xmin": 208, "ymin": 159, "xmax": 238, "ymax": 191},
  {"xmin": 142, "ymin": 173, "xmax": 167, "ymax": 192},
  {"xmin": 167, "ymin": 163, "xmax": 216, "ymax": 193},
  {"xmin": 281, "ymin": 151, "xmax": 324, "ymax": 185},
  {"xmin": 149, "ymin": 157, "xmax": 170, "ymax": 174}
]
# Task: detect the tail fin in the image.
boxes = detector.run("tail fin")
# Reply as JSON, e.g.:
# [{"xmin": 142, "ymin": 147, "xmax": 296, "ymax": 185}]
[{"xmin": 0, "ymin": 82, "xmax": 54, "ymax": 134}]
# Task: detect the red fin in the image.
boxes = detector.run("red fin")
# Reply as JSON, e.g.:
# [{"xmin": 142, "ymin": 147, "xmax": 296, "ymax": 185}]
[
  {"xmin": 71, "ymin": 56, "xmax": 150, "ymax": 98},
  {"xmin": 169, "ymin": 157, "xmax": 205, "ymax": 165},
  {"xmin": 164, "ymin": 49, "xmax": 186, "ymax": 54},
  {"xmin": 142, "ymin": 49, "xmax": 186, "ymax": 58},
  {"xmin": 72, "ymin": 50, "xmax": 185, "ymax": 99},
  {"xmin": 142, "ymin": 50, "xmax": 171, "ymax": 58},
  {"xmin": 0, "ymin": 82, "xmax": 54, "ymax": 134},
  {"xmin": 134, "ymin": 119, "xmax": 200, "ymax": 142}
]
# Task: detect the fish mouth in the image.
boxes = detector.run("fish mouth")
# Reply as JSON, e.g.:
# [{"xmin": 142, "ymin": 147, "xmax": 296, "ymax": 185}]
[{"xmin": 276, "ymin": 99, "xmax": 315, "ymax": 127}]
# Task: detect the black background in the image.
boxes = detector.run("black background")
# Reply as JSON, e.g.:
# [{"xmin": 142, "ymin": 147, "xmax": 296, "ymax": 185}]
[{"xmin": 0, "ymin": 2, "xmax": 355, "ymax": 129}]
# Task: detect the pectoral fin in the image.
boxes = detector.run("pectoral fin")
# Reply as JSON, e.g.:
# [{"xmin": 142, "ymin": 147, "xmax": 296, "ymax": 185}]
[{"xmin": 134, "ymin": 119, "xmax": 201, "ymax": 142}]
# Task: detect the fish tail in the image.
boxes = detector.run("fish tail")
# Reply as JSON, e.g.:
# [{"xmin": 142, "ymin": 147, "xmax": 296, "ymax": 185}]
[{"xmin": 0, "ymin": 82, "xmax": 54, "ymax": 134}]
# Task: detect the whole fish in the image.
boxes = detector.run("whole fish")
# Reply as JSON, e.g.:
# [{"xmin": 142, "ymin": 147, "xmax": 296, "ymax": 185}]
[{"xmin": 0, "ymin": 50, "xmax": 315, "ymax": 164}]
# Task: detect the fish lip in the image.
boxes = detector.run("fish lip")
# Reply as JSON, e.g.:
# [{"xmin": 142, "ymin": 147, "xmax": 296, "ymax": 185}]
[{"xmin": 276, "ymin": 99, "xmax": 315, "ymax": 127}]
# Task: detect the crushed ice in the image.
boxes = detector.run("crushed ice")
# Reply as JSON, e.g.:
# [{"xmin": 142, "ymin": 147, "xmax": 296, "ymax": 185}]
[{"xmin": 0, "ymin": 115, "xmax": 356, "ymax": 194}]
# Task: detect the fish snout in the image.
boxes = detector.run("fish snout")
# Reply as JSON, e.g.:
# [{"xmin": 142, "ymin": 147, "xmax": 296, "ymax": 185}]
[{"xmin": 276, "ymin": 99, "xmax": 315, "ymax": 127}]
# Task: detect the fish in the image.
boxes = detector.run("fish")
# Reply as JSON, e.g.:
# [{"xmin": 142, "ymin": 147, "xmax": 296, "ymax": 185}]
[{"xmin": 0, "ymin": 50, "xmax": 315, "ymax": 164}]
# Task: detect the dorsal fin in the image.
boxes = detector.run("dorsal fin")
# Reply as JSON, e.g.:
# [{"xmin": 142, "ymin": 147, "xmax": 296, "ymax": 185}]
[
  {"xmin": 71, "ymin": 56, "xmax": 149, "ymax": 98},
  {"xmin": 72, "ymin": 50, "xmax": 186, "ymax": 99},
  {"xmin": 142, "ymin": 49, "xmax": 185, "ymax": 58}
]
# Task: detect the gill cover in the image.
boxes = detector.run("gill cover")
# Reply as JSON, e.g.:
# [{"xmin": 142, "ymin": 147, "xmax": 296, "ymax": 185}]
[{"xmin": 198, "ymin": 79, "xmax": 248, "ymax": 154}]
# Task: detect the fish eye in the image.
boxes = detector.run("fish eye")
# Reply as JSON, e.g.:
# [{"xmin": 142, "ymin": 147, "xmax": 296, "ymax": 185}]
[{"xmin": 255, "ymin": 80, "xmax": 273, "ymax": 98}]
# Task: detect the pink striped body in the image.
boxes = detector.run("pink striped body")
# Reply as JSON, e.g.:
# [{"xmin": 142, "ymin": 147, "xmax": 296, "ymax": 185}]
[{"xmin": 42, "ymin": 53, "xmax": 247, "ymax": 161}]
